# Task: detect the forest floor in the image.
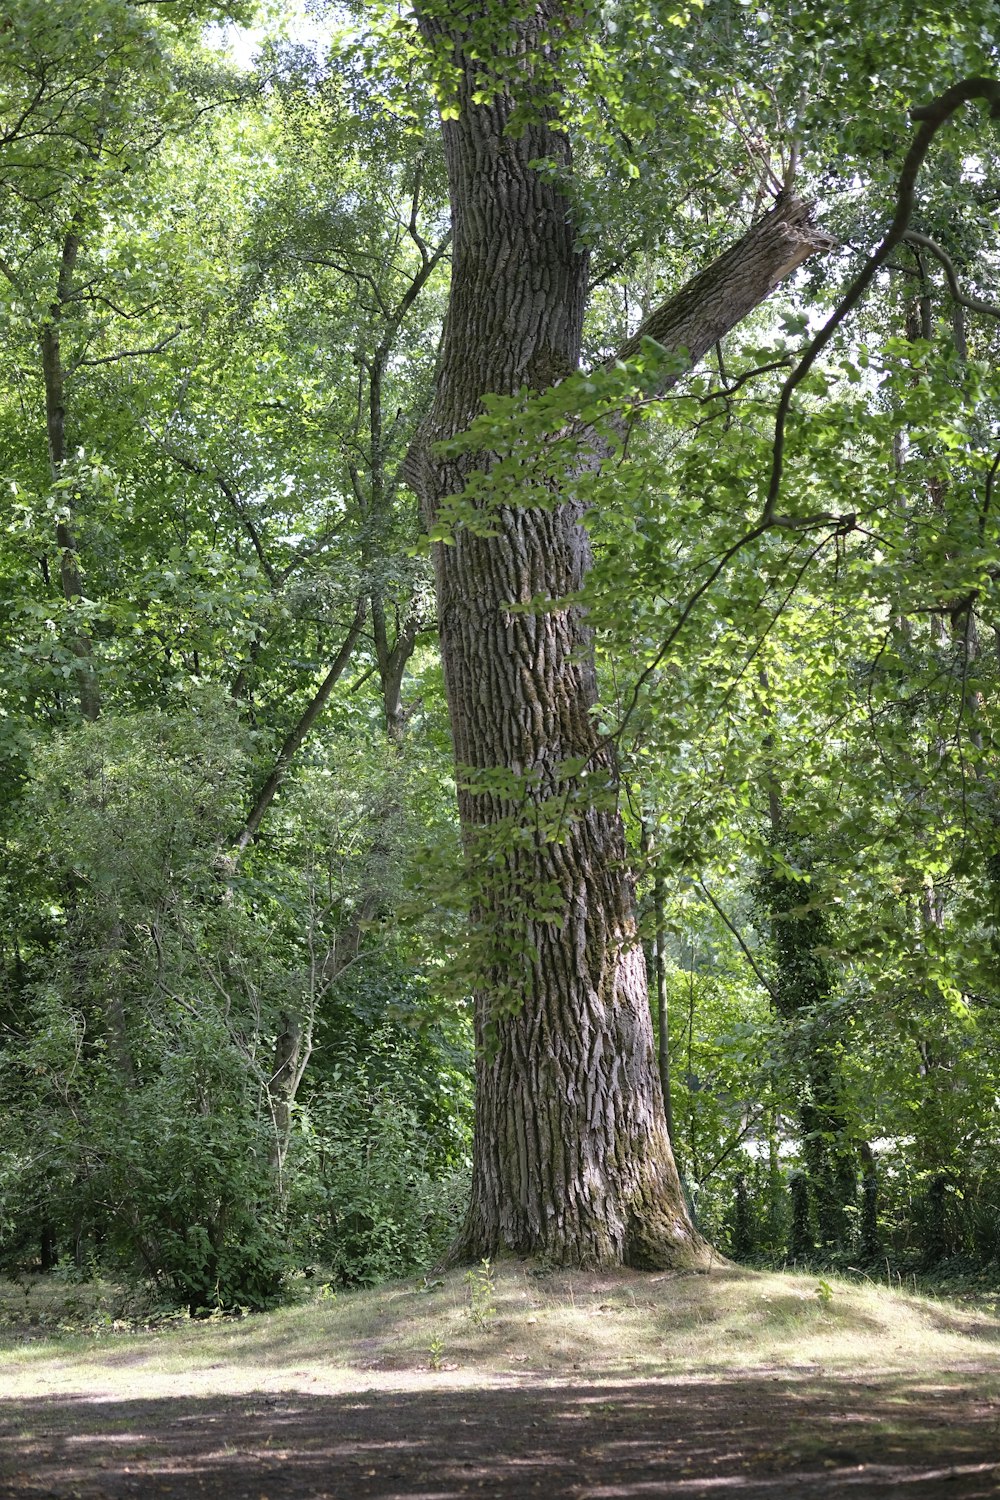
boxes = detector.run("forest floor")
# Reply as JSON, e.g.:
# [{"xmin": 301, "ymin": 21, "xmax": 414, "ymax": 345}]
[{"xmin": 0, "ymin": 1263, "xmax": 999, "ymax": 1498}]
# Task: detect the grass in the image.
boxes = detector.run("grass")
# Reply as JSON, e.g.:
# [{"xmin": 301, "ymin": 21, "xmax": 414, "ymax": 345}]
[{"xmin": 0, "ymin": 1262, "xmax": 997, "ymax": 1402}]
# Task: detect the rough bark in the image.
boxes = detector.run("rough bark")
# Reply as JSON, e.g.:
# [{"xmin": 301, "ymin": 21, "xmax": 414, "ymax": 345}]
[
  {"xmin": 611, "ymin": 195, "xmax": 829, "ymax": 371},
  {"xmin": 408, "ymin": 0, "xmax": 829, "ymax": 1268},
  {"xmin": 640, "ymin": 817, "xmax": 674, "ymax": 1147},
  {"xmin": 651, "ymin": 868, "xmax": 673, "ymax": 1147}
]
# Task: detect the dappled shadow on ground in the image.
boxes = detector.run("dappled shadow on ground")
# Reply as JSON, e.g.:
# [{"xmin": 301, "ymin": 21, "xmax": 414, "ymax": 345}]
[{"xmin": 1, "ymin": 1372, "xmax": 999, "ymax": 1499}]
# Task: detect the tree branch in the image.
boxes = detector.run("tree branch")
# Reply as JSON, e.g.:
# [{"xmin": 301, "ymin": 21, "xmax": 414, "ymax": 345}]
[
  {"xmin": 608, "ymin": 194, "xmax": 833, "ymax": 383},
  {"xmin": 235, "ymin": 598, "xmax": 367, "ymax": 853},
  {"xmin": 160, "ymin": 443, "xmax": 276, "ymax": 584},
  {"xmin": 697, "ymin": 879, "xmax": 777, "ymax": 1001},
  {"xmin": 902, "ymin": 229, "xmax": 1000, "ymax": 321},
  {"xmin": 71, "ymin": 326, "xmax": 186, "ymax": 371},
  {"xmin": 763, "ymin": 77, "xmax": 1000, "ymax": 524}
]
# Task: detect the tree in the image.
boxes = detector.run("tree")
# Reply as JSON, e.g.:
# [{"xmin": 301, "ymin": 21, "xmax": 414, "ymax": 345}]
[{"xmin": 403, "ymin": 0, "xmax": 829, "ymax": 1267}]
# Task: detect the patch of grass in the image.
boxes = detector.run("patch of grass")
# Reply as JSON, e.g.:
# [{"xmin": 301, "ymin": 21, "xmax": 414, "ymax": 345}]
[{"xmin": 0, "ymin": 1263, "xmax": 997, "ymax": 1401}]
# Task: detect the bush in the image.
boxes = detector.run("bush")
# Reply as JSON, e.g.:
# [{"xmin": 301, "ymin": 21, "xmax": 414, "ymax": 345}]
[
  {"xmin": 288, "ymin": 1023, "xmax": 471, "ymax": 1284},
  {"xmin": 0, "ymin": 711, "xmax": 474, "ymax": 1302},
  {"xmin": 97, "ymin": 1029, "xmax": 287, "ymax": 1313}
]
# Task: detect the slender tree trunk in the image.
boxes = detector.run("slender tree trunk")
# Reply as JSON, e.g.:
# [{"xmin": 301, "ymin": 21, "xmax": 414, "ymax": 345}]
[
  {"xmin": 42, "ymin": 228, "xmax": 100, "ymax": 721},
  {"xmin": 371, "ymin": 594, "xmax": 417, "ymax": 746},
  {"xmin": 652, "ymin": 867, "xmax": 673, "ymax": 1147},
  {"xmin": 269, "ymin": 1010, "xmax": 310, "ymax": 1182},
  {"xmin": 640, "ymin": 816, "xmax": 674, "ymax": 1146},
  {"xmin": 408, "ymin": 0, "xmax": 828, "ymax": 1268},
  {"xmin": 758, "ymin": 667, "xmax": 856, "ymax": 1250},
  {"xmin": 757, "ymin": 854, "xmax": 857, "ymax": 1250}
]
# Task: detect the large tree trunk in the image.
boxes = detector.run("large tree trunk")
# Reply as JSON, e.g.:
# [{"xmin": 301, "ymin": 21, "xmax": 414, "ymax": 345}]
[{"xmin": 408, "ymin": 0, "xmax": 828, "ymax": 1267}]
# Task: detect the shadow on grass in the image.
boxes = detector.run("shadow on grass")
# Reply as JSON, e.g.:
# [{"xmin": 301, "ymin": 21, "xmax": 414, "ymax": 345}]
[
  {"xmin": 6, "ymin": 1267, "xmax": 1000, "ymax": 1389},
  {"xmin": 1, "ymin": 1371, "xmax": 999, "ymax": 1499}
]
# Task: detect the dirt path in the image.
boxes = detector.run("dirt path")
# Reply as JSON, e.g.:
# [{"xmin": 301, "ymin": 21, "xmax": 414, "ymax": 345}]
[{"xmin": 2, "ymin": 1370, "xmax": 999, "ymax": 1499}]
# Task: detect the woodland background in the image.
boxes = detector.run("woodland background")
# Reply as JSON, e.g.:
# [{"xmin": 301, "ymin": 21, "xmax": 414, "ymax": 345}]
[{"xmin": 2, "ymin": 0, "xmax": 1000, "ymax": 1313}]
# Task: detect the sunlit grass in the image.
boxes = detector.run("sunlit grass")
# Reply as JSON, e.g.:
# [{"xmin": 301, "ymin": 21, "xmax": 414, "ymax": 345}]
[{"xmin": 0, "ymin": 1263, "xmax": 997, "ymax": 1400}]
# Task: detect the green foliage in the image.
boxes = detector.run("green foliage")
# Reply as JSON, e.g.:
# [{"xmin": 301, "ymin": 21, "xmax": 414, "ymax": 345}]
[
  {"xmin": 2, "ymin": 0, "xmax": 1000, "ymax": 1295},
  {"xmin": 90, "ymin": 1025, "xmax": 288, "ymax": 1314},
  {"xmin": 0, "ymin": 704, "xmax": 470, "ymax": 1304},
  {"xmin": 288, "ymin": 1019, "xmax": 471, "ymax": 1285}
]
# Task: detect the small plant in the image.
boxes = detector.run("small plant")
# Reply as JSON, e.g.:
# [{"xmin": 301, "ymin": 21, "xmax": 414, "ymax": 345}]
[
  {"xmin": 428, "ymin": 1334, "xmax": 445, "ymax": 1370},
  {"xmin": 465, "ymin": 1257, "xmax": 496, "ymax": 1329},
  {"xmin": 815, "ymin": 1277, "xmax": 834, "ymax": 1307}
]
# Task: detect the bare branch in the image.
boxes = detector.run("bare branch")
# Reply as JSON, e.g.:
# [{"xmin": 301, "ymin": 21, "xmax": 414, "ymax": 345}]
[
  {"xmin": 698, "ymin": 880, "xmax": 777, "ymax": 1001},
  {"xmin": 235, "ymin": 598, "xmax": 368, "ymax": 853},
  {"xmin": 763, "ymin": 77, "xmax": 1000, "ymax": 524},
  {"xmin": 71, "ymin": 327, "xmax": 186, "ymax": 371},
  {"xmin": 902, "ymin": 229, "xmax": 1000, "ymax": 320},
  {"xmin": 607, "ymin": 195, "xmax": 832, "ymax": 379}
]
